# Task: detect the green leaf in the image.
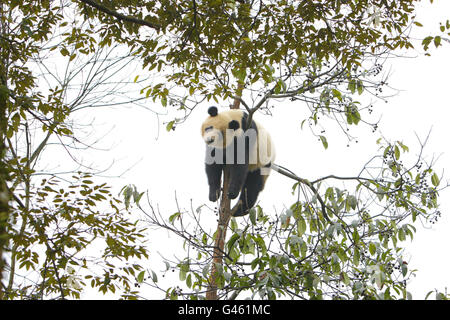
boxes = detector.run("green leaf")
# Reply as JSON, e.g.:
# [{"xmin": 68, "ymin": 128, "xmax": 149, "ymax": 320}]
[
  {"xmin": 401, "ymin": 262, "xmax": 408, "ymax": 277},
  {"xmin": 137, "ymin": 271, "xmax": 145, "ymax": 283},
  {"xmin": 357, "ymin": 80, "xmax": 364, "ymax": 95},
  {"xmin": 353, "ymin": 248, "xmax": 360, "ymax": 267},
  {"xmin": 341, "ymin": 272, "xmax": 350, "ymax": 285},
  {"xmin": 422, "ymin": 36, "xmax": 433, "ymax": 50},
  {"xmin": 394, "ymin": 145, "xmax": 400, "ymax": 160},
  {"xmin": 331, "ymin": 88, "xmax": 342, "ymax": 101},
  {"xmin": 398, "ymin": 141, "xmax": 409, "ymax": 152},
  {"xmin": 374, "ymin": 271, "xmax": 384, "ymax": 289},
  {"xmin": 296, "ymin": 216, "xmax": 307, "ymax": 236},
  {"xmin": 179, "ymin": 262, "xmax": 189, "ymax": 281},
  {"xmin": 168, "ymin": 212, "xmax": 181, "ymax": 224},
  {"xmin": 161, "ymin": 96, "xmax": 167, "ymax": 107},
  {"xmin": 398, "ymin": 228, "xmax": 406, "ymax": 241},
  {"xmin": 319, "ymin": 135, "xmax": 328, "ymax": 149},
  {"xmin": 227, "ymin": 233, "xmax": 240, "ymax": 251},
  {"xmin": 369, "ymin": 242, "xmax": 376, "ymax": 256},
  {"xmin": 230, "ymin": 218, "xmax": 238, "ymax": 231},
  {"xmin": 179, "ymin": 269, "xmax": 186, "ymax": 281},
  {"xmin": 166, "ymin": 120, "xmax": 175, "ymax": 131},
  {"xmin": 425, "ymin": 291, "xmax": 434, "ymax": 300},
  {"xmin": 346, "ymin": 195, "xmax": 357, "ymax": 210},
  {"xmin": 352, "ymin": 229, "xmax": 359, "ymax": 243},
  {"xmin": 249, "ymin": 208, "xmax": 257, "ymax": 225},
  {"xmin": 151, "ymin": 270, "xmax": 158, "ymax": 283},
  {"xmin": 431, "ymin": 173, "xmax": 440, "ymax": 187},
  {"xmin": 348, "ymin": 80, "xmax": 356, "ymax": 94},
  {"xmin": 60, "ymin": 47, "xmax": 69, "ymax": 56},
  {"xmin": 186, "ymin": 274, "xmax": 192, "ymax": 288},
  {"xmin": 434, "ymin": 36, "xmax": 441, "ymax": 48}
]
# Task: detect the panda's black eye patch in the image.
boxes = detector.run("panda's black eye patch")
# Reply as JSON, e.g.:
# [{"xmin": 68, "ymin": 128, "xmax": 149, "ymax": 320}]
[
  {"xmin": 204, "ymin": 126, "xmax": 213, "ymax": 132},
  {"xmin": 228, "ymin": 120, "xmax": 240, "ymax": 130}
]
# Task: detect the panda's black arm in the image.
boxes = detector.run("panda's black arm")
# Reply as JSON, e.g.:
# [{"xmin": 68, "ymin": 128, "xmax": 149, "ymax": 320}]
[{"xmin": 205, "ymin": 163, "xmax": 223, "ymax": 202}]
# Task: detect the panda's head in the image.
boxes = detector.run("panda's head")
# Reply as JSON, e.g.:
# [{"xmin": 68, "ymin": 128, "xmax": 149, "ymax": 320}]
[{"xmin": 201, "ymin": 106, "xmax": 243, "ymax": 148}]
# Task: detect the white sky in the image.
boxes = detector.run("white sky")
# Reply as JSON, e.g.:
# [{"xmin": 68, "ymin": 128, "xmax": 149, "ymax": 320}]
[
  {"xmin": 36, "ymin": 1, "xmax": 450, "ymax": 299},
  {"xmin": 378, "ymin": 1, "xmax": 450, "ymax": 298}
]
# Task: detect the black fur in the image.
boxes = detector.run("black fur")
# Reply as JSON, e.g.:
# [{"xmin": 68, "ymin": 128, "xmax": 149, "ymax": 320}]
[
  {"xmin": 226, "ymin": 112, "xmax": 256, "ymax": 201},
  {"xmin": 228, "ymin": 164, "xmax": 248, "ymax": 199},
  {"xmin": 205, "ymin": 161, "xmax": 223, "ymax": 201},
  {"xmin": 232, "ymin": 168, "xmax": 264, "ymax": 217},
  {"xmin": 228, "ymin": 120, "xmax": 240, "ymax": 130},
  {"xmin": 208, "ymin": 106, "xmax": 218, "ymax": 117}
]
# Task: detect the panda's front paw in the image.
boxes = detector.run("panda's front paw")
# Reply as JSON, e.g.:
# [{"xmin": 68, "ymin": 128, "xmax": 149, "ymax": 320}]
[{"xmin": 209, "ymin": 189, "xmax": 220, "ymax": 202}]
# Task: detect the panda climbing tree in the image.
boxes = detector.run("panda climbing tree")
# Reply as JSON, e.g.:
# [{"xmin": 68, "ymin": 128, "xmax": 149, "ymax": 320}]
[{"xmin": 201, "ymin": 106, "xmax": 276, "ymax": 217}]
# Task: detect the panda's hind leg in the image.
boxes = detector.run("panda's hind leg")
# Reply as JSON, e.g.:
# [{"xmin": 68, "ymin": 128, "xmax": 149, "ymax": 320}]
[
  {"xmin": 227, "ymin": 164, "xmax": 248, "ymax": 200},
  {"xmin": 232, "ymin": 169, "xmax": 264, "ymax": 217}
]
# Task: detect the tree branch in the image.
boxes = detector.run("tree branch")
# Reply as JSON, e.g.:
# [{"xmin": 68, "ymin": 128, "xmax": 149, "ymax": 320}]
[
  {"xmin": 77, "ymin": 0, "xmax": 161, "ymax": 30},
  {"xmin": 271, "ymin": 163, "xmax": 331, "ymax": 223}
]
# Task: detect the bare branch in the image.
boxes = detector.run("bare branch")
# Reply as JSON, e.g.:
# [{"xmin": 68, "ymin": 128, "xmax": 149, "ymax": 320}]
[{"xmin": 271, "ymin": 163, "xmax": 331, "ymax": 223}]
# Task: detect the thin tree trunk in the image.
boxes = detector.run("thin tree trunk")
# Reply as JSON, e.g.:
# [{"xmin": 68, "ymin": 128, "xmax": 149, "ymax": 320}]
[
  {"xmin": 205, "ymin": 83, "xmax": 243, "ymax": 300},
  {"xmin": 0, "ymin": 79, "xmax": 9, "ymax": 301},
  {"xmin": 205, "ymin": 168, "xmax": 231, "ymax": 300}
]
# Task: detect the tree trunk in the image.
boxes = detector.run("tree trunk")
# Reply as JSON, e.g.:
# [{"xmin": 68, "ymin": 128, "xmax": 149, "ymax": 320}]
[
  {"xmin": 205, "ymin": 83, "xmax": 243, "ymax": 300},
  {"xmin": 205, "ymin": 168, "xmax": 231, "ymax": 300},
  {"xmin": 0, "ymin": 80, "xmax": 9, "ymax": 301}
]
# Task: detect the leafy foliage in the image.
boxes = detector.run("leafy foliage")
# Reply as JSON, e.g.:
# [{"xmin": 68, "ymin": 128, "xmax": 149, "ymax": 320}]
[
  {"xmin": 1, "ymin": 1, "xmax": 150, "ymax": 299},
  {"xmin": 6, "ymin": 173, "xmax": 148, "ymax": 299},
  {"xmin": 73, "ymin": 0, "xmax": 428, "ymax": 127},
  {"xmin": 136, "ymin": 137, "xmax": 443, "ymax": 300}
]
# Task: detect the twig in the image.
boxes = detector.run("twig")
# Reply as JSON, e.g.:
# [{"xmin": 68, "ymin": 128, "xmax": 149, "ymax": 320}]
[{"xmin": 271, "ymin": 163, "xmax": 331, "ymax": 223}]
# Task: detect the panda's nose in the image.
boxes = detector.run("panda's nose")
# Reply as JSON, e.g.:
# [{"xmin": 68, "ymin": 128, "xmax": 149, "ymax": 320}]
[{"xmin": 206, "ymin": 137, "xmax": 215, "ymax": 145}]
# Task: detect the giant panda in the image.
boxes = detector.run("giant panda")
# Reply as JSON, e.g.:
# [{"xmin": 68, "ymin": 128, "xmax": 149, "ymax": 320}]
[{"xmin": 201, "ymin": 106, "xmax": 275, "ymax": 217}]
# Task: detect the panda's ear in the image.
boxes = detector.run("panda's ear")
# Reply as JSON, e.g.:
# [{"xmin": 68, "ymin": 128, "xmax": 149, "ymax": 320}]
[
  {"xmin": 208, "ymin": 106, "xmax": 218, "ymax": 117},
  {"xmin": 228, "ymin": 120, "xmax": 240, "ymax": 130}
]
